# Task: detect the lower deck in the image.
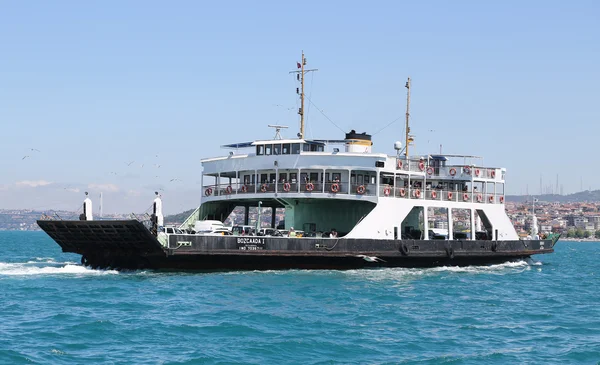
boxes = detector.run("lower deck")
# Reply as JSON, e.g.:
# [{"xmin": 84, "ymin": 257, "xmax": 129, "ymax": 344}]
[{"xmin": 37, "ymin": 219, "xmax": 556, "ymax": 271}]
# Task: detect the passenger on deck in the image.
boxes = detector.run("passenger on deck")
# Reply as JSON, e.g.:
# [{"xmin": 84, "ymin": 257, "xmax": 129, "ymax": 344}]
[
  {"xmin": 463, "ymin": 185, "xmax": 468, "ymax": 192},
  {"xmin": 436, "ymin": 183, "xmax": 443, "ymax": 190},
  {"xmin": 331, "ymin": 229, "xmax": 338, "ymax": 238},
  {"xmin": 288, "ymin": 227, "xmax": 296, "ymax": 238}
]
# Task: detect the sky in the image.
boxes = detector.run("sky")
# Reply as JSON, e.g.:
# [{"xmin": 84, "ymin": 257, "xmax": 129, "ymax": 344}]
[{"xmin": 1, "ymin": 1, "xmax": 599, "ymax": 214}]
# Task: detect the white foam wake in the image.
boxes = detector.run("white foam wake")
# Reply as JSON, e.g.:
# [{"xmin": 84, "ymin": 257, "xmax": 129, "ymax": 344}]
[{"xmin": 0, "ymin": 262, "xmax": 118, "ymax": 276}]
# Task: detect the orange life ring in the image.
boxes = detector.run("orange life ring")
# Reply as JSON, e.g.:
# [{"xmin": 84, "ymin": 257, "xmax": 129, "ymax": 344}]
[
  {"xmin": 477, "ymin": 194, "xmax": 483, "ymax": 202},
  {"xmin": 464, "ymin": 166, "xmax": 471, "ymax": 175},
  {"xmin": 356, "ymin": 185, "xmax": 366, "ymax": 195},
  {"xmin": 205, "ymin": 188, "xmax": 213, "ymax": 196},
  {"xmin": 426, "ymin": 167, "xmax": 434, "ymax": 175},
  {"xmin": 414, "ymin": 189, "xmax": 421, "ymax": 198},
  {"xmin": 260, "ymin": 184, "xmax": 268, "ymax": 192},
  {"xmin": 419, "ymin": 161, "xmax": 425, "ymax": 171},
  {"xmin": 431, "ymin": 190, "xmax": 437, "ymax": 199},
  {"xmin": 283, "ymin": 182, "xmax": 291, "ymax": 192},
  {"xmin": 449, "ymin": 168, "xmax": 457, "ymax": 176},
  {"xmin": 240, "ymin": 185, "xmax": 248, "ymax": 193},
  {"xmin": 490, "ymin": 170, "xmax": 496, "ymax": 178},
  {"xmin": 463, "ymin": 193, "xmax": 469, "ymax": 201},
  {"xmin": 475, "ymin": 169, "xmax": 481, "ymax": 177},
  {"xmin": 397, "ymin": 160, "xmax": 403, "ymax": 169},
  {"xmin": 383, "ymin": 186, "xmax": 391, "ymax": 196},
  {"xmin": 489, "ymin": 195, "xmax": 494, "ymax": 203},
  {"xmin": 500, "ymin": 196, "xmax": 504, "ymax": 203},
  {"xmin": 448, "ymin": 191, "xmax": 453, "ymax": 200},
  {"xmin": 225, "ymin": 185, "xmax": 233, "ymax": 194},
  {"xmin": 399, "ymin": 188, "xmax": 406, "ymax": 197},
  {"xmin": 306, "ymin": 182, "xmax": 314, "ymax": 192},
  {"xmin": 331, "ymin": 183, "xmax": 340, "ymax": 193}
]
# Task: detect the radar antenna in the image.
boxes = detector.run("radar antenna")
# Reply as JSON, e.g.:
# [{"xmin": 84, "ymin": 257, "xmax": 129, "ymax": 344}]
[
  {"xmin": 289, "ymin": 51, "xmax": 318, "ymax": 139},
  {"xmin": 268, "ymin": 124, "xmax": 288, "ymax": 140}
]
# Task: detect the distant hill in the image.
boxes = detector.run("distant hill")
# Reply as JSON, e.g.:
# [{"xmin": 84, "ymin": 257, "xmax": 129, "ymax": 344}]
[
  {"xmin": 164, "ymin": 208, "xmax": 195, "ymax": 224},
  {"xmin": 507, "ymin": 190, "xmax": 600, "ymax": 203}
]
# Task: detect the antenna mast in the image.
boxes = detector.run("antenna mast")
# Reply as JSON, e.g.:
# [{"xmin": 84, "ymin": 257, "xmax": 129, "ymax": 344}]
[
  {"xmin": 289, "ymin": 51, "xmax": 317, "ymax": 139},
  {"xmin": 404, "ymin": 77, "xmax": 412, "ymax": 157}
]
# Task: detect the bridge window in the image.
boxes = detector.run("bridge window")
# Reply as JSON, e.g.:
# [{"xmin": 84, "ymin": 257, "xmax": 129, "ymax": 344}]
[
  {"xmin": 256, "ymin": 145, "xmax": 264, "ymax": 155},
  {"xmin": 273, "ymin": 144, "xmax": 281, "ymax": 155},
  {"xmin": 292, "ymin": 144, "xmax": 300, "ymax": 154},
  {"xmin": 282, "ymin": 143, "xmax": 291, "ymax": 155},
  {"xmin": 265, "ymin": 144, "xmax": 272, "ymax": 155}
]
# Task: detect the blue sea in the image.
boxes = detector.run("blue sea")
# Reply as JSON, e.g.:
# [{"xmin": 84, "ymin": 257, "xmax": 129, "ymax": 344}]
[{"xmin": 0, "ymin": 232, "xmax": 599, "ymax": 364}]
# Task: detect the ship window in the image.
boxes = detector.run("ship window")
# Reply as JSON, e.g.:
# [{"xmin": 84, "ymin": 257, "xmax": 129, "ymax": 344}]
[
  {"xmin": 282, "ymin": 143, "xmax": 290, "ymax": 155},
  {"xmin": 269, "ymin": 173, "xmax": 276, "ymax": 183},
  {"xmin": 351, "ymin": 174, "xmax": 356, "ymax": 184},
  {"xmin": 310, "ymin": 172, "xmax": 318, "ymax": 183},
  {"xmin": 273, "ymin": 144, "xmax": 281, "ymax": 155},
  {"xmin": 261, "ymin": 174, "xmax": 268, "ymax": 183},
  {"xmin": 251, "ymin": 174, "xmax": 256, "ymax": 184},
  {"xmin": 317, "ymin": 145, "xmax": 324, "ymax": 152},
  {"xmin": 300, "ymin": 172, "xmax": 308, "ymax": 183},
  {"xmin": 265, "ymin": 144, "xmax": 272, "ymax": 155},
  {"xmin": 292, "ymin": 144, "xmax": 301, "ymax": 154},
  {"xmin": 322, "ymin": 173, "xmax": 329, "ymax": 182},
  {"xmin": 303, "ymin": 144, "xmax": 310, "ymax": 152},
  {"xmin": 332, "ymin": 173, "xmax": 341, "ymax": 182},
  {"xmin": 357, "ymin": 175, "xmax": 364, "ymax": 184},
  {"xmin": 257, "ymin": 145, "xmax": 264, "ymax": 156},
  {"xmin": 279, "ymin": 173, "xmax": 287, "ymax": 182},
  {"xmin": 310, "ymin": 144, "xmax": 318, "ymax": 152},
  {"xmin": 290, "ymin": 173, "xmax": 297, "ymax": 182},
  {"xmin": 244, "ymin": 175, "xmax": 250, "ymax": 184}
]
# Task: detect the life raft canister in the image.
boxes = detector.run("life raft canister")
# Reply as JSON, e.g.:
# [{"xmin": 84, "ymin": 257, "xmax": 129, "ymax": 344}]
[
  {"xmin": 283, "ymin": 182, "xmax": 291, "ymax": 192},
  {"xmin": 449, "ymin": 168, "xmax": 457, "ymax": 176},
  {"xmin": 383, "ymin": 186, "xmax": 391, "ymax": 196},
  {"xmin": 356, "ymin": 185, "xmax": 366, "ymax": 195},
  {"xmin": 306, "ymin": 182, "xmax": 315, "ymax": 192},
  {"xmin": 205, "ymin": 187, "xmax": 213, "ymax": 196},
  {"xmin": 331, "ymin": 183, "xmax": 340, "ymax": 193}
]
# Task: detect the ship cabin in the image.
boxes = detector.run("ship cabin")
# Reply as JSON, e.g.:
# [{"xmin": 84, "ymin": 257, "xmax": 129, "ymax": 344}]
[{"xmin": 194, "ymin": 131, "xmax": 510, "ymax": 241}]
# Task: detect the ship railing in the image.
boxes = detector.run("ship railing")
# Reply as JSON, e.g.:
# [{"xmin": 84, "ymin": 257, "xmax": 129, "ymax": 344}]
[
  {"xmin": 396, "ymin": 161, "xmax": 501, "ymax": 180},
  {"xmin": 385, "ymin": 187, "xmax": 503, "ymax": 204}
]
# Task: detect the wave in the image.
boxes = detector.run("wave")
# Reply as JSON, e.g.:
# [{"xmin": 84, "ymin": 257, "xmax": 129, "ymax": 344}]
[{"xmin": 0, "ymin": 262, "xmax": 118, "ymax": 276}]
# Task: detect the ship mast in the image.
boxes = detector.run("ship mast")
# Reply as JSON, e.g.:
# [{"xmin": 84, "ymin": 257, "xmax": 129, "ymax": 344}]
[
  {"xmin": 290, "ymin": 52, "xmax": 317, "ymax": 139},
  {"xmin": 404, "ymin": 77, "xmax": 411, "ymax": 157}
]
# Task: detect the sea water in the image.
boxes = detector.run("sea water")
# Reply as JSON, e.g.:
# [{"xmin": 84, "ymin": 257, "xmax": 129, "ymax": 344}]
[{"xmin": 0, "ymin": 231, "xmax": 598, "ymax": 364}]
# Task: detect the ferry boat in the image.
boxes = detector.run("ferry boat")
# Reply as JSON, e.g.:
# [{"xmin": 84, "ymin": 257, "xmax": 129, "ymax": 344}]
[{"xmin": 37, "ymin": 53, "xmax": 558, "ymax": 270}]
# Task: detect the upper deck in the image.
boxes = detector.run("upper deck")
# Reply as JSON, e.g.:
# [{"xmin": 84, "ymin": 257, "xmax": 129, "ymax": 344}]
[{"xmin": 200, "ymin": 138, "xmax": 507, "ymax": 205}]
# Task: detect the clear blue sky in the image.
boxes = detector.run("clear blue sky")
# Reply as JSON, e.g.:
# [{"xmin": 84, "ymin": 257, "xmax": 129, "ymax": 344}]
[{"xmin": 1, "ymin": 1, "xmax": 598, "ymax": 213}]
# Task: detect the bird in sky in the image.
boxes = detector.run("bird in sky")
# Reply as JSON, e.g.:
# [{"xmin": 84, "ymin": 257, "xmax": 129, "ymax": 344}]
[
  {"xmin": 109, "ymin": 172, "xmax": 117, "ymax": 175},
  {"xmin": 154, "ymin": 164, "xmax": 161, "ymax": 168},
  {"xmin": 170, "ymin": 178, "xmax": 181, "ymax": 182},
  {"xmin": 22, "ymin": 155, "xmax": 29, "ymax": 160},
  {"xmin": 140, "ymin": 164, "xmax": 144, "ymax": 168},
  {"xmin": 356, "ymin": 255, "xmax": 386, "ymax": 263},
  {"xmin": 30, "ymin": 148, "xmax": 41, "ymax": 152},
  {"xmin": 125, "ymin": 161, "xmax": 134, "ymax": 166}
]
